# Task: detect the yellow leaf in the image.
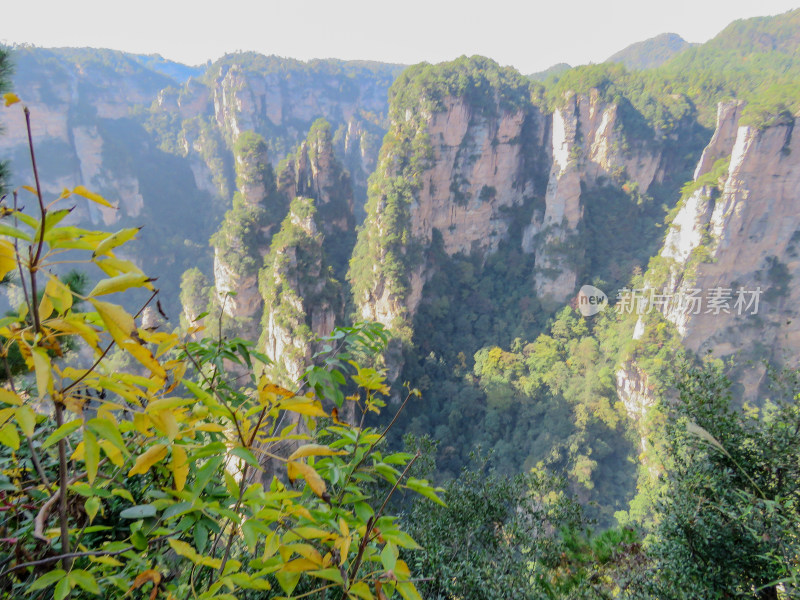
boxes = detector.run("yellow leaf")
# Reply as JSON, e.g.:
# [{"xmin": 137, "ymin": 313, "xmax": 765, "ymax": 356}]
[
  {"xmin": 171, "ymin": 446, "xmax": 188, "ymax": 491},
  {"xmin": 93, "ymin": 227, "xmax": 140, "ymax": 257},
  {"xmin": 70, "ymin": 441, "xmax": 85, "ymax": 461},
  {"xmin": 89, "ymin": 273, "xmax": 150, "ymax": 297},
  {"xmin": 84, "ymin": 431, "xmax": 99, "ymax": 484},
  {"xmin": 99, "ymin": 439, "xmax": 124, "ymax": 466},
  {"xmin": 348, "ymin": 581, "xmax": 375, "ymax": 600},
  {"xmin": 0, "ymin": 240, "xmax": 17, "ymax": 281},
  {"xmin": 167, "ymin": 538, "xmax": 198, "ymax": 560},
  {"xmin": 94, "ymin": 257, "xmax": 144, "ymax": 278},
  {"xmin": 121, "ymin": 339, "xmax": 166, "ymax": 381},
  {"xmin": 0, "ymin": 389, "xmax": 22, "ymax": 406},
  {"xmin": 31, "ymin": 348, "xmax": 52, "ymax": 400},
  {"xmin": 280, "ymin": 558, "xmax": 322, "ymax": 573},
  {"xmin": 289, "ymin": 444, "xmax": 348, "ymax": 461},
  {"xmin": 287, "ymin": 460, "xmax": 327, "ymax": 498},
  {"xmin": 0, "ymin": 407, "xmax": 14, "ymax": 426},
  {"xmin": 284, "ymin": 542, "xmax": 323, "ymax": 565},
  {"xmin": 89, "ymin": 555, "xmax": 123, "ymax": 567},
  {"xmin": 128, "ymin": 443, "xmax": 168, "ymax": 477},
  {"xmin": 258, "ymin": 377, "xmax": 295, "ymax": 400},
  {"xmin": 48, "ymin": 317, "xmax": 101, "ymax": 350},
  {"xmin": 73, "ymin": 185, "xmax": 115, "ymax": 209},
  {"xmin": 43, "ymin": 276, "xmax": 73, "ymax": 315},
  {"xmin": 38, "ymin": 291, "xmax": 54, "ymax": 321},
  {"xmin": 3, "ymin": 93, "xmax": 20, "ymax": 107},
  {"xmin": 0, "ymin": 423, "xmax": 19, "ymax": 450},
  {"xmin": 89, "ymin": 299, "xmax": 135, "ymax": 345},
  {"xmin": 15, "ymin": 405, "xmax": 36, "ymax": 437},
  {"xmin": 278, "ymin": 396, "xmax": 328, "ymax": 418}
]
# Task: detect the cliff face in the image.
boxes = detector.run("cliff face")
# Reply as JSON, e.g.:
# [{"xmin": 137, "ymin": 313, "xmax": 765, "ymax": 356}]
[
  {"xmin": 0, "ymin": 49, "xmax": 173, "ymax": 225},
  {"xmin": 614, "ymin": 99, "xmax": 800, "ymax": 423},
  {"xmin": 152, "ymin": 55, "xmax": 399, "ymax": 212},
  {"xmin": 210, "ymin": 132, "xmax": 278, "ymax": 336},
  {"xmin": 260, "ymin": 197, "xmax": 340, "ymax": 382},
  {"xmin": 654, "ymin": 104, "xmax": 800, "ymax": 398},
  {"xmin": 277, "ymin": 120, "xmax": 355, "ymax": 237},
  {"xmin": 353, "ymin": 79, "xmax": 667, "ymax": 337},
  {"xmin": 524, "ymin": 91, "xmax": 664, "ymax": 302}
]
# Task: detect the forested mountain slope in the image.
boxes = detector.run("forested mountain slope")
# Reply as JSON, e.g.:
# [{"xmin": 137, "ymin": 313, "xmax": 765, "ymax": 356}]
[{"xmin": 3, "ymin": 9, "xmax": 800, "ymax": 527}]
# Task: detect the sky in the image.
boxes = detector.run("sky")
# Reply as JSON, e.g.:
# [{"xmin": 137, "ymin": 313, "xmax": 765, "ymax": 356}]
[{"xmin": 3, "ymin": 0, "xmax": 800, "ymax": 74}]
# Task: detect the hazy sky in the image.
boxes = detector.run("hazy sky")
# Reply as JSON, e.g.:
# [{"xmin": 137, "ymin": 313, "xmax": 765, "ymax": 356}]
[{"xmin": 4, "ymin": 0, "xmax": 800, "ymax": 73}]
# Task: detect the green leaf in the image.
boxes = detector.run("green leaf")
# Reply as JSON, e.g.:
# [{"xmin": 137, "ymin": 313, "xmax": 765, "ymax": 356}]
[
  {"xmin": 0, "ymin": 222, "xmax": 32, "ymax": 242},
  {"xmin": 404, "ymin": 477, "xmax": 446, "ymax": 506},
  {"xmin": 28, "ymin": 569, "xmax": 66, "ymax": 592},
  {"xmin": 162, "ymin": 500, "xmax": 194, "ymax": 520},
  {"xmin": 15, "ymin": 405, "xmax": 36, "ymax": 437},
  {"xmin": 309, "ymin": 568, "xmax": 344, "ymax": 584},
  {"xmin": 84, "ymin": 431, "xmax": 100, "ymax": 484},
  {"xmin": 120, "ymin": 504, "xmax": 157, "ymax": 519},
  {"xmin": 54, "ymin": 577, "xmax": 71, "ymax": 600},
  {"xmin": 85, "ymin": 496, "xmax": 101, "ymax": 522},
  {"xmin": 230, "ymin": 447, "xmax": 261, "ymax": 470},
  {"xmin": 0, "ymin": 423, "xmax": 19, "ymax": 450},
  {"xmin": 111, "ymin": 488, "xmax": 135, "ymax": 503},
  {"xmin": 191, "ymin": 455, "xmax": 224, "ymax": 499},
  {"xmin": 381, "ymin": 541, "xmax": 398, "ymax": 572},
  {"xmin": 193, "ymin": 520, "xmax": 209, "ymax": 552},
  {"xmin": 224, "ymin": 470, "xmax": 240, "ymax": 499},
  {"xmin": 42, "ymin": 418, "xmax": 81, "ymax": 449},
  {"xmin": 275, "ymin": 571, "xmax": 301, "ymax": 595},
  {"xmin": 69, "ymin": 570, "xmax": 100, "ymax": 594},
  {"xmin": 381, "ymin": 529, "xmax": 422, "ymax": 550},
  {"xmin": 86, "ymin": 418, "xmax": 126, "ymax": 451}
]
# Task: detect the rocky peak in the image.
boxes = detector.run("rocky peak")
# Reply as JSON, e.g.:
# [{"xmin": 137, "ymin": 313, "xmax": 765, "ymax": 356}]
[
  {"xmin": 526, "ymin": 90, "xmax": 665, "ymax": 303},
  {"xmin": 277, "ymin": 119, "xmax": 355, "ymax": 234},
  {"xmin": 210, "ymin": 131, "xmax": 279, "ymax": 330},
  {"xmin": 625, "ymin": 100, "xmax": 800, "ymax": 406},
  {"xmin": 260, "ymin": 197, "xmax": 340, "ymax": 382}
]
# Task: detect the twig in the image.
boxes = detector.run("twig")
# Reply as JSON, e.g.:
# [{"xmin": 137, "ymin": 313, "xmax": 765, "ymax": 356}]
[
  {"xmin": 12, "ymin": 191, "xmax": 33, "ymax": 322},
  {"xmin": 337, "ymin": 390, "xmax": 413, "ymax": 504},
  {"xmin": 23, "ymin": 107, "xmax": 46, "ymax": 335},
  {"xmin": 1, "ymin": 533, "xmax": 178, "ymax": 578},
  {"xmin": 53, "ymin": 404, "xmax": 71, "ymax": 569},
  {"xmin": 347, "ymin": 452, "xmax": 419, "ymax": 584},
  {"xmin": 62, "ymin": 288, "xmax": 158, "ymax": 395}
]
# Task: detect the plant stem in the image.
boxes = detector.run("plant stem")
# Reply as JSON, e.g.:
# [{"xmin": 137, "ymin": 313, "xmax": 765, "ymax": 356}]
[{"xmin": 53, "ymin": 402, "xmax": 71, "ymax": 569}]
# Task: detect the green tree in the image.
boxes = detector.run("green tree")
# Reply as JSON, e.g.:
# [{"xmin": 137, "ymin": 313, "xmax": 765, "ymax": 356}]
[
  {"xmin": 645, "ymin": 366, "xmax": 800, "ymax": 599},
  {"xmin": 402, "ymin": 442, "xmax": 585, "ymax": 600}
]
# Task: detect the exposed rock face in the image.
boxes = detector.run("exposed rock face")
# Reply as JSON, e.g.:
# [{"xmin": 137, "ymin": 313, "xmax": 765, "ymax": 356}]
[
  {"xmin": 693, "ymin": 100, "xmax": 745, "ymax": 180},
  {"xmin": 615, "ymin": 360, "xmax": 654, "ymax": 451},
  {"xmin": 210, "ymin": 63, "xmax": 391, "ymax": 143},
  {"xmin": 210, "ymin": 132, "xmax": 276, "ymax": 334},
  {"xmin": 620, "ymin": 100, "xmax": 800, "ymax": 408},
  {"xmin": 277, "ymin": 121, "xmax": 355, "ymax": 236},
  {"xmin": 213, "ymin": 246, "xmax": 263, "ymax": 321},
  {"xmin": 260, "ymin": 198, "xmax": 340, "ymax": 382},
  {"xmin": 414, "ymin": 98, "xmax": 543, "ymax": 255},
  {"xmin": 1, "ymin": 92, "xmax": 147, "ymax": 225},
  {"xmin": 525, "ymin": 91, "xmax": 664, "ymax": 302},
  {"xmin": 352, "ymin": 94, "xmax": 550, "ymax": 333},
  {"xmin": 354, "ymin": 87, "xmax": 667, "ymax": 335}
]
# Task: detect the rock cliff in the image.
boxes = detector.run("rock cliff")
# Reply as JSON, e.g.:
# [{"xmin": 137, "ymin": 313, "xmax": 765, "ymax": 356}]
[
  {"xmin": 259, "ymin": 197, "xmax": 341, "ymax": 382},
  {"xmin": 652, "ymin": 102, "xmax": 800, "ymax": 400},
  {"xmin": 352, "ymin": 64, "xmax": 669, "ymax": 341},
  {"xmin": 524, "ymin": 90, "xmax": 664, "ymax": 302}
]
